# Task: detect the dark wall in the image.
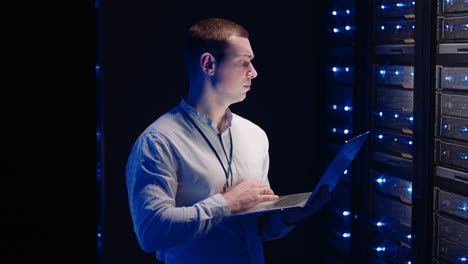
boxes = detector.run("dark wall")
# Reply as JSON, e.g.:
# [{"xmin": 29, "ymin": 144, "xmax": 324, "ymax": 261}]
[{"xmin": 102, "ymin": 1, "xmax": 327, "ymax": 263}]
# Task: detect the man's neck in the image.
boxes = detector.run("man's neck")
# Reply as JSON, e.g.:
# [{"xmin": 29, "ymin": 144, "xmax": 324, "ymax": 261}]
[{"xmin": 185, "ymin": 91, "xmax": 229, "ymax": 133}]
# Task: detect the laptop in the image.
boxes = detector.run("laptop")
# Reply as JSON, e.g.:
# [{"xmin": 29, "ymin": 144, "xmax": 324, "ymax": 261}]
[{"xmin": 232, "ymin": 131, "xmax": 371, "ymax": 216}]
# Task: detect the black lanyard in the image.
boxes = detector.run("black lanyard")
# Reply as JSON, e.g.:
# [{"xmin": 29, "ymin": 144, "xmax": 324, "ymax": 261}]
[{"xmin": 180, "ymin": 107, "xmax": 234, "ymax": 189}]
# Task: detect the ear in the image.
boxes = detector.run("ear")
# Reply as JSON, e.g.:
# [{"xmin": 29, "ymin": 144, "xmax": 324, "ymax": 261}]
[{"xmin": 199, "ymin": 52, "xmax": 216, "ymax": 76}]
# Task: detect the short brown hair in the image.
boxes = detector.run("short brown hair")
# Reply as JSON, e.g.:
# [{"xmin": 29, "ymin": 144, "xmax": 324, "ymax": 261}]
[{"xmin": 182, "ymin": 18, "xmax": 249, "ymax": 75}]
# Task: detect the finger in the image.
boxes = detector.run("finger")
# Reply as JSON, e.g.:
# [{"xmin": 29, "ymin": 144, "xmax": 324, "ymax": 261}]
[
  {"xmin": 258, "ymin": 194, "xmax": 279, "ymax": 202},
  {"xmin": 259, "ymin": 187, "xmax": 274, "ymax": 195}
]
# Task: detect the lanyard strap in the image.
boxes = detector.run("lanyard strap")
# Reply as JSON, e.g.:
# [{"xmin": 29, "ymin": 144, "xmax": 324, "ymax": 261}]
[{"xmin": 180, "ymin": 107, "xmax": 233, "ymax": 188}]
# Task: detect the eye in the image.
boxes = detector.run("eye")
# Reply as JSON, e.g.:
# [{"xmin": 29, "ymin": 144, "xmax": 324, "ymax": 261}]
[{"xmin": 240, "ymin": 60, "xmax": 250, "ymax": 67}]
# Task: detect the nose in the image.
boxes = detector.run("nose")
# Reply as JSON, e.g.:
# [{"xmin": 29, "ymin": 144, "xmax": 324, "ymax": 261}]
[{"xmin": 248, "ymin": 63, "xmax": 258, "ymax": 79}]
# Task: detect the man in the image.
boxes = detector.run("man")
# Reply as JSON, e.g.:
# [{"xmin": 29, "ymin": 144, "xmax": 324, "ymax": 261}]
[{"xmin": 126, "ymin": 17, "xmax": 331, "ymax": 264}]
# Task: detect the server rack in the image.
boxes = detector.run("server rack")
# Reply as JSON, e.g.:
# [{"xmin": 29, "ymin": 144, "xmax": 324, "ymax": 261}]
[
  {"xmin": 432, "ymin": 1, "xmax": 468, "ymax": 263},
  {"xmin": 319, "ymin": 0, "xmax": 467, "ymax": 263}
]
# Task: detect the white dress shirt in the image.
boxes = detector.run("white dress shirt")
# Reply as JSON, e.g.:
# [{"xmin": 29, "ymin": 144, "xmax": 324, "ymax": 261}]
[{"xmin": 126, "ymin": 99, "xmax": 295, "ymax": 264}]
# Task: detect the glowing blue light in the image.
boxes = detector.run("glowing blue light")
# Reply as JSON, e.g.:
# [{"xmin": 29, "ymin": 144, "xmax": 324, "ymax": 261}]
[
  {"xmin": 412, "ymin": 1, "xmax": 415, "ymax": 5},
  {"xmin": 395, "ymin": 70, "xmax": 400, "ymax": 75},
  {"xmin": 378, "ymin": 134, "xmax": 383, "ymax": 139},
  {"xmin": 381, "ymin": 25, "xmax": 385, "ymax": 30},
  {"xmin": 343, "ymin": 211, "xmax": 350, "ymax": 216},
  {"xmin": 409, "ymin": 140, "xmax": 413, "ymax": 145},
  {"xmin": 445, "ymin": 76, "xmax": 453, "ymax": 81},
  {"xmin": 409, "ymin": 116, "xmax": 414, "ymax": 121},
  {"xmin": 342, "ymin": 233, "xmax": 351, "ymax": 238},
  {"xmin": 380, "ymin": 69, "xmax": 386, "ymax": 75},
  {"xmin": 461, "ymin": 127, "xmax": 468, "ymax": 132},
  {"xmin": 407, "ymin": 234, "xmax": 412, "ymax": 239},
  {"xmin": 459, "ymin": 205, "xmax": 468, "ymax": 212},
  {"xmin": 407, "ymin": 262, "xmax": 411, "ymax": 264},
  {"xmin": 332, "ymin": 67, "xmax": 338, "ymax": 72},
  {"xmin": 346, "ymin": 9, "xmax": 350, "ymax": 14},
  {"xmin": 345, "ymin": 25, "xmax": 351, "ymax": 31},
  {"xmin": 394, "ymin": 138, "xmax": 398, "ymax": 142},
  {"xmin": 332, "ymin": 128, "xmax": 337, "ymax": 133},
  {"xmin": 377, "ymin": 177, "xmax": 386, "ymax": 184},
  {"xmin": 344, "ymin": 169, "xmax": 348, "ymax": 174},
  {"xmin": 345, "ymin": 67, "xmax": 350, "ymax": 72},
  {"xmin": 97, "ymin": 233, "xmax": 102, "ymax": 238},
  {"xmin": 95, "ymin": 65, "xmax": 101, "ymax": 70},
  {"xmin": 396, "ymin": 25, "xmax": 402, "ymax": 30},
  {"xmin": 446, "ymin": 24, "xmax": 450, "ymax": 29},
  {"xmin": 443, "ymin": 124, "xmax": 449, "ymax": 129},
  {"xmin": 464, "ymin": 76, "xmax": 468, "ymax": 81},
  {"xmin": 407, "ymin": 187, "xmax": 412, "ymax": 193},
  {"xmin": 394, "ymin": 114, "xmax": 399, "ymax": 118},
  {"xmin": 412, "ymin": 25, "xmax": 415, "ymax": 29},
  {"xmin": 379, "ymin": 111, "xmax": 383, "ymax": 117},
  {"xmin": 332, "ymin": 10, "xmax": 337, "ymax": 16},
  {"xmin": 344, "ymin": 129, "xmax": 349, "ymax": 134},
  {"xmin": 411, "ymin": 72, "xmax": 414, "ymax": 76},
  {"xmin": 333, "ymin": 104, "xmax": 337, "ymax": 110},
  {"xmin": 344, "ymin": 106, "xmax": 350, "ymax": 111},
  {"xmin": 333, "ymin": 28, "xmax": 340, "ymax": 33},
  {"xmin": 460, "ymin": 257, "xmax": 467, "ymax": 262},
  {"xmin": 458, "ymin": 154, "xmax": 468, "ymax": 160},
  {"xmin": 396, "ymin": 3, "xmax": 404, "ymax": 7},
  {"xmin": 376, "ymin": 246, "xmax": 386, "ymax": 251},
  {"xmin": 381, "ymin": 5, "xmax": 386, "ymax": 9},
  {"xmin": 376, "ymin": 222, "xmax": 384, "ymax": 227}
]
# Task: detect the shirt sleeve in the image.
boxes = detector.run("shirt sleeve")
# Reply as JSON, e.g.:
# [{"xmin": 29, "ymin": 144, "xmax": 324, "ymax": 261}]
[
  {"xmin": 126, "ymin": 132, "xmax": 231, "ymax": 253},
  {"xmin": 256, "ymin": 129, "xmax": 297, "ymax": 240}
]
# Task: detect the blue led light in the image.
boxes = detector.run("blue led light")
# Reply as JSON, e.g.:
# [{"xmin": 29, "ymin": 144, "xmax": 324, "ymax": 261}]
[
  {"xmin": 396, "ymin": 3, "xmax": 404, "ymax": 7},
  {"xmin": 332, "ymin": 128, "xmax": 337, "ymax": 133},
  {"xmin": 377, "ymin": 177, "xmax": 386, "ymax": 184},
  {"xmin": 342, "ymin": 211, "xmax": 350, "ymax": 216},
  {"xmin": 344, "ymin": 169, "xmax": 348, "ymax": 174},
  {"xmin": 344, "ymin": 129, "xmax": 349, "ymax": 134},
  {"xmin": 460, "ymin": 257, "xmax": 466, "ymax": 262},
  {"xmin": 407, "ymin": 234, "xmax": 412, "ymax": 239},
  {"xmin": 380, "ymin": 69, "xmax": 386, "ymax": 75},
  {"xmin": 376, "ymin": 222, "xmax": 384, "ymax": 227},
  {"xmin": 345, "ymin": 67, "xmax": 350, "ymax": 72},
  {"xmin": 344, "ymin": 106, "xmax": 350, "ymax": 111},
  {"xmin": 333, "ymin": 28, "xmax": 340, "ymax": 33},
  {"xmin": 97, "ymin": 232, "xmax": 102, "ymax": 238},
  {"xmin": 333, "ymin": 104, "xmax": 337, "ymax": 110},
  {"xmin": 395, "ymin": 70, "xmax": 400, "ymax": 75},
  {"xmin": 396, "ymin": 25, "xmax": 402, "ymax": 30},
  {"xmin": 376, "ymin": 246, "xmax": 386, "ymax": 251},
  {"xmin": 409, "ymin": 116, "xmax": 414, "ymax": 121},
  {"xmin": 407, "ymin": 261, "xmax": 411, "ymax": 264},
  {"xmin": 445, "ymin": 75, "xmax": 453, "ymax": 81},
  {"xmin": 407, "ymin": 187, "xmax": 412, "ymax": 193},
  {"xmin": 332, "ymin": 10, "xmax": 337, "ymax": 16},
  {"xmin": 379, "ymin": 111, "xmax": 383, "ymax": 117},
  {"xmin": 394, "ymin": 114, "xmax": 399, "ymax": 118},
  {"xmin": 412, "ymin": 1, "xmax": 415, "ymax": 5},
  {"xmin": 346, "ymin": 9, "xmax": 350, "ymax": 14},
  {"xmin": 95, "ymin": 65, "xmax": 101, "ymax": 70},
  {"xmin": 394, "ymin": 138, "xmax": 398, "ymax": 142},
  {"xmin": 443, "ymin": 124, "xmax": 449, "ymax": 129},
  {"xmin": 381, "ymin": 5, "xmax": 386, "ymax": 9},
  {"xmin": 408, "ymin": 140, "xmax": 413, "ymax": 145},
  {"xmin": 345, "ymin": 25, "xmax": 351, "ymax": 31},
  {"xmin": 381, "ymin": 25, "xmax": 385, "ymax": 30},
  {"xmin": 411, "ymin": 72, "xmax": 414, "ymax": 76},
  {"xmin": 464, "ymin": 76, "xmax": 468, "ymax": 81},
  {"xmin": 342, "ymin": 233, "xmax": 351, "ymax": 238},
  {"xmin": 461, "ymin": 127, "xmax": 468, "ymax": 132},
  {"xmin": 458, "ymin": 154, "xmax": 468, "ymax": 160},
  {"xmin": 378, "ymin": 134, "xmax": 383, "ymax": 139},
  {"xmin": 332, "ymin": 67, "xmax": 338, "ymax": 72}
]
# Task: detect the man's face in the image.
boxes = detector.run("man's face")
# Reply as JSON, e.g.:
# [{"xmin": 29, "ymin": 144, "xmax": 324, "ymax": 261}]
[{"xmin": 212, "ymin": 36, "xmax": 258, "ymax": 104}]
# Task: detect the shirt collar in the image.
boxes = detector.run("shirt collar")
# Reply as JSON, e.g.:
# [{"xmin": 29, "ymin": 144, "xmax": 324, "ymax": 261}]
[{"xmin": 180, "ymin": 98, "xmax": 233, "ymax": 134}]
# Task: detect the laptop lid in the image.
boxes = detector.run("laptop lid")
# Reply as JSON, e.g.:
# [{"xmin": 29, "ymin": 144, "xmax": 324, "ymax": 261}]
[{"xmin": 231, "ymin": 131, "xmax": 371, "ymax": 216}]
